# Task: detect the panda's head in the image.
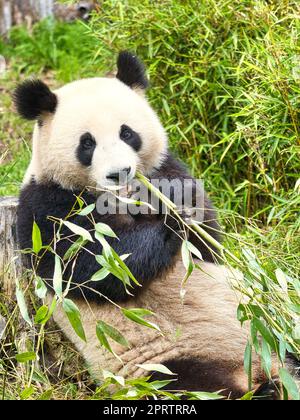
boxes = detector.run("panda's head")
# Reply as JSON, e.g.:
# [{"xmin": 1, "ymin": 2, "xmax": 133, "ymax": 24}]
[{"xmin": 14, "ymin": 52, "xmax": 168, "ymax": 191}]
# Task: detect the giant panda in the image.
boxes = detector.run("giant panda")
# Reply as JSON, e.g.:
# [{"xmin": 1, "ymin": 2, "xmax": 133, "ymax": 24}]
[{"xmin": 14, "ymin": 51, "xmax": 298, "ymax": 399}]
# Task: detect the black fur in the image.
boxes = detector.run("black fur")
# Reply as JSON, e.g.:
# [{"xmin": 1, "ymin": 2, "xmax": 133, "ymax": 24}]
[
  {"xmin": 120, "ymin": 124, "xmax": 142, "ymax": 152},
  {"xmin": 253, "ymin": 379, "xmax": 281, "ymax": 400},
  {"xmin": 151, "ymin": 153, "xmax": 220, "ymax": 262},
  {"xmin": 150, "ymin": 358, "xmax": 245, "ymax": 399},
  {"xmin": 116, "ymin": 51, "xmax": 149, "ymax": 90},
  {"xmin": 17, "ymin": 153, "xmax": 220, "ymax": 302},
  {"xmin": 17, "ymin": 183, "xmax": 181, "ymax": 303},
  {"xmin": 14, "ymin": 79, "xmax": 57, "ymax": 120},
  {"xmin": 76, "ymin": 133, "xmax": 97, "ymax": 166}
]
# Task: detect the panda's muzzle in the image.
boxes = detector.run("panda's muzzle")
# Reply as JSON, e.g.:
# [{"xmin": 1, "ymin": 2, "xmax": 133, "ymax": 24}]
[{"xmin": 106, "ymin": 167, "xmax": 133, "ymax": 184}]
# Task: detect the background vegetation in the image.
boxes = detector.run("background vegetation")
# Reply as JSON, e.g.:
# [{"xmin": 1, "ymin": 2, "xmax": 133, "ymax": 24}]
[{"xmin": 0, "ymin": 0, "xmax": 299, "ymax": 400}]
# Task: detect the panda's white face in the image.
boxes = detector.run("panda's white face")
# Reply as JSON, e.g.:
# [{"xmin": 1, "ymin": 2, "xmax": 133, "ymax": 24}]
[
  {"xmin": 15, "ymin": 53, "xmax": 168, "ymax": 191},
  {"xmin": 26, "ymin": 77, "xmax": 167, "ymax": 190}
]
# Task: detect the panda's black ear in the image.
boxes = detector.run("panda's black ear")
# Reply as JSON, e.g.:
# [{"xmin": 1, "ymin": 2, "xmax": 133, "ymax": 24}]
[
  {"xmin": 13, "ymin": 79, "xmax": 57, "ymax": 120},
  {"xmin": 116, "ymin": 51, "xmax": 149, "ymax": 90}
]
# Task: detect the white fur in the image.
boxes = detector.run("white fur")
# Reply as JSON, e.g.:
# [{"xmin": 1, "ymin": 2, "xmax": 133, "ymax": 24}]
[
  {"xmin": 49, "ymin": 260, "xmax": 276, "ymax": 393},
  {"xmin": 24, "ymin": 77, "xmax": 168, "ymax": 190}
]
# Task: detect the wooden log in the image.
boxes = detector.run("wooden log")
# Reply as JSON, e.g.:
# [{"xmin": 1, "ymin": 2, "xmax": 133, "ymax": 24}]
[{"xmin": 0, "ymin": 196, "xmax": 22, "ymax": 296}]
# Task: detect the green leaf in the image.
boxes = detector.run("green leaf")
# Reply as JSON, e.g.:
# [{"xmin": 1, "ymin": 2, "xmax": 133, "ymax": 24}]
[
  {"xmin": 149, "ymin": 379, "xmax": 175, "ymax": 390},
  {"xmin": 240, "ymin": 391, "xmax": 255, "ymax": 400},
  {"xmin": 186, "ymin": 391, "xmax": 224, "ymax": 400},
  {"xmin": 122, "ymin": 308, "xmax": 161, "ymax": 332},
  {"xmin": 95, "ymin": 222, "xmax": 118, "ymax": 238},
  {"xmin": 275, "ymin": 268, "xmax": 288, "ymax": 293},
  {"xmin": 102, "ymin": 370, "xmax": 125, "ymax": 386},
  {"xmin": 279, "ymin": 339, "xmax": 287, "ymax": 363},
  {"xmin": 292, "ymin": 324, "xmax": 300, "ymax": 340},
  {"xmin": 181, "ymin": 240, "xmax": 193, "ymax": 271},
  {"xmin": 91, "ymin": 267, "xmax": 110, "ymax": 281},
  {"xmin": 186, "ymin": 240, "xmax": 203, "ymax": 261},
  {"xmin": 244, "ymin": 340, "xmax": 252, "ymax": 391},
  {"xmin": 250, "ymin": 320, "xmax": 260, "ymax": 353},
  {"xmin": 63, "ymin": 220, "xmax": 94, "ymax": 242},
  {"xmin": 63, "ymin": 238, "xmax": 87, "ymax": 261},
  {"xmin": 53, "ymin": 255, "xmax": 63, "ymax": 298},
  {"xmin": 124, "ymin": 308, "xmax": 153, "ymax": 317},
  {"xmin": 15, "ymin": 281, "xmax": 32, "ymax": 327},
  {"xmin": 31, "ymin": 370, "xmax": 48, "ymax": 384},
  {"xmin": 63, "ymin": 298, "xmax": 86, "ymax": 342},
  {"xmin": 32, "ymin": 221, "xmax": 43, "ymax": 254},
  {"xmin": 34, "ymin": 305, "xmax": 48, "ymax": 324},
  {"xmin": 16, "ymin": 352, "xmax": 36, "ymax": 363},
  {"xmin": 96, "ymin": 322, "xmax": 120, "ymax": 361},
  {"xmin": 43, "ymin": 298, "xmax": 57, "ymax": 323},
  {"xmin": 253, "ymin": 318, "xmax": 275, "ymax": 350},
  {"xmin": 279, "ymin": 368, "xmax": 300, "ymax": 400},
  {"xmin": 38, "ymin": 390, "xmax": 53, "ymax": 400},
  {"xmin": 136, "ymin": 363, "xmax": 176, "ymax": 375},
  {"xmin": 110, "ymin": 248, "xmax": 140, "ymax": 286},
  {"xmin": 237, "ymin": 304, "xmax": 249, "ymax": 324},
  {"xmin": 261, "ymin": 338, "xmax": 272, "ymax": 378},
  {"xmin": 75, "ymin": 196, "xmax": 84, "ymax": 210},
  {"xmin": 78, "ymin": 203, "xmax": 95, "ymax": 216},
  {"xmin": 20, "ymin": 386, "xmax": 35, "ymax": 400},
  {"xmin": 34, "ymin": 276, "xmax": 47, "ymax": 299},
  {"xmin": 95, "ymin": 232, "xmax": 112, "ymax": 257},
  {"xmin": 97, "ymin": 320, "xmax": 130, "ymax": 348}
]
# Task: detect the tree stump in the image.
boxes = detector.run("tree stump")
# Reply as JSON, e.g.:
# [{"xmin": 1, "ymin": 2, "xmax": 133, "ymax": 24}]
[{"xmin": 0, "ymin": 196, "xmax": 21, "ymax": 296}]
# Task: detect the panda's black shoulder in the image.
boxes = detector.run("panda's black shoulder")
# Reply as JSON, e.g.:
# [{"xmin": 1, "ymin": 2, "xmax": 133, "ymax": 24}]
[
  {"xmin": 18, "ymin": 180, "xmax": 79, "ymax": 218},
  {"xmin": 153, "ymin": 151, "xmax": 222, "ymax": 260},
  {"xmin": 17, "ymin": 180, "xmax": 93, "ymax": 250},
  {"xmin": 154, "ymin": 151, "xmax": 190, "ymax": 178}
]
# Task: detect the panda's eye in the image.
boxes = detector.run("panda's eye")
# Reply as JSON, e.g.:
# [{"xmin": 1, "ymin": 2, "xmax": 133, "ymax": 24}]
[
  {"xmin": 119, "ymin": 124, "xmax": 142, "ymax": 152},
  {"xmin": 77, "ymin": 133, "xmax": 96, "ymax": 167},
  {"xmin": 80, "ymin": 133, "xmax": 96, "ymax": 149},
  {"xmin": 120, "ymin": 126, "xmax": 133, "ymax": 141}
]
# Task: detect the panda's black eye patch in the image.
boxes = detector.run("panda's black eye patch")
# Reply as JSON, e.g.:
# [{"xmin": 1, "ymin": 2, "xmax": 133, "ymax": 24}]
[
  {"xmin": 76, "ymin": 132, "xmax": 96, "ymax": 166},
  {"xmin": 120, "ymin": 124, "xmax": 142, "ymax": 152}
]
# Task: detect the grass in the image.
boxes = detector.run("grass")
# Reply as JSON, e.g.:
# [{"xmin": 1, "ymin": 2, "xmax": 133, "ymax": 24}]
[{"xmin": 0, "ymin": 0, "xmax": 299, "ymax": 400}]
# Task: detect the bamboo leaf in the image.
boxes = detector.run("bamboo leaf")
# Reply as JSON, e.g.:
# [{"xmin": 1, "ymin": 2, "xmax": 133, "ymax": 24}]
[
  {"xmin": 97, "ymin": 320, "xmax": 130, "ymax": 348},
  {"xmin": 34, "ymin": 276, "xmax": 47, "ymax": 299},
  {"xmin": 63, "ymin": 298, "xmax": 86, "ymax": 342},
  {"xmin": 78, "ymin": 203, "xmax": 95, "ymax": 216},
  {"xmin": 34, "ymin": 305, "xmax": 48, "ymax": 324},
  {"xmin": 244, "ymin": 340, "xmax": 252, "ymax": 391},
  {"xmin": 63, "ymin": 220, "xmax": 94, "ymax": 242},
  {"xmin": 16, "ymin": 352, "xmax": 36, "ymax": 363},
  {"xmin": 102, "ymin": 370, "xmax": 125, "ymax": 386},
  {"xmin": 91, "ymin": 267, "xmax": 110, "ymax": 281},
  {"xmin": 122, "ymin": 308, "xmax": 161, "ymax": 332},
  {"xmin": 136, "ymin": 363, "xmax": 176, "ymax": 375},
  {"xmin": 15, "ymin": 281, "xmax": 32, "ymax": 327},
  {"xmin": 95, "ymin": 222, "xmax": 118, "ymax": 238},
  {"xmin": 32, "ymin": 221, "xmax": 42, "ymax": 254},
  {"xmin": 186, "ymin": 240, "xmax": 203, "ymax": 261},
  {"xmin": 279, "ymin": 368, "xmax": 300, "ymax": 400},
  {"xmin": 53, "ymin": 255, "xmax": 63, "ymax": 298},
  {"xmin": 63, "ymin": 238, "xmax": 87, "ymax": 261}
]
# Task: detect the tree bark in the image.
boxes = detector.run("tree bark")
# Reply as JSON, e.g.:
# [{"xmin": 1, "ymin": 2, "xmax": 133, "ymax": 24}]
[
  {"xmin": 0, "ymin": 196, "xmax": 21, "ymax": 296},
  {"xmin": 0, "ymin": 0, "xmax": 96, "ymax": 34}
]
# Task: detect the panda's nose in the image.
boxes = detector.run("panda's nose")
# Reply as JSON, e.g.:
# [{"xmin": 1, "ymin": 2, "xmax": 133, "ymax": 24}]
[{"xmin": 106, "ymin": 167, "xmax": 131, "ymax": 183}]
